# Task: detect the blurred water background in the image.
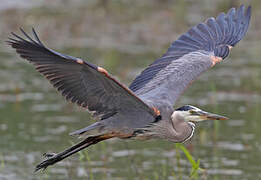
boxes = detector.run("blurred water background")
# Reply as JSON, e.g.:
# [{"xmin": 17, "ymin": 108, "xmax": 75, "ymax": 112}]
[{"xmin": 0, "ymin": 0, "xmax": 261, "ymax": 179}]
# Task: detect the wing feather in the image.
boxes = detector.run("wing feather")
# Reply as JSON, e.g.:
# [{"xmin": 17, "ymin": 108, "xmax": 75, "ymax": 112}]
[
  {"xmin": 129, "ymin": 5, "xmax": 251, "ymax": 110},
  {"xmin": 8, "ymin": 29, "xmax": 157, "ymax": 122}
]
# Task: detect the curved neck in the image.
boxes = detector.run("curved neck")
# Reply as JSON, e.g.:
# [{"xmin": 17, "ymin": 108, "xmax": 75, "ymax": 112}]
[
  {"xmin": 168, "ymin": 112, "xmax": 194, "ymax": 142},
  {"xmin": 140, "ymin": 112, "xmax": 194, "ymax": 143}
]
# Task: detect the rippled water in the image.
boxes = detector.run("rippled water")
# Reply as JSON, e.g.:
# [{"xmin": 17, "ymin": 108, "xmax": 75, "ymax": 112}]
[{"xmin": 0, "ymin": 1, "xmax": 261, "ymax": 180}]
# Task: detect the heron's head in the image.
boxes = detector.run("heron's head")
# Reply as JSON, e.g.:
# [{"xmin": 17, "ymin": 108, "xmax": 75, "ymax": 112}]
[{"xmin": 173, "ymin": 105, "xmax": 228, "ymax": 123}]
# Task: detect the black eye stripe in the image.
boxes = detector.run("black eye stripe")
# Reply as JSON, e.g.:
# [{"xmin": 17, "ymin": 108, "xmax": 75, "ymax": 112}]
[{"xmin": 175, "ymin": 105, "xmax": 194, "ymax": 111}]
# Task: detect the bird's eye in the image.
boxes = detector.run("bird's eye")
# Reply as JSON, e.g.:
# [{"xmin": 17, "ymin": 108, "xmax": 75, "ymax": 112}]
[{"xmin": 189, "ymin": 110, "xmax": 197, "ymax": 115}]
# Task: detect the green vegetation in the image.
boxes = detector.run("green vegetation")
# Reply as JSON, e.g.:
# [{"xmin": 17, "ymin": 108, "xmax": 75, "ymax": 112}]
[
  {"xmin": 78, "ymin": 149, "xmax": 94, "ymax": 180},
  {"xmin": 175, "ymin": 144, "xmax": 205, "ymax": 180}
]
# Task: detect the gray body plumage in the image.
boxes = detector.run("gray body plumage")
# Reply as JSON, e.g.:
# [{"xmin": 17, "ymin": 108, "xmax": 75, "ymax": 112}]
[{"xmin": 7, "ymin": 5, "xmax": 251, "ymax": 171}]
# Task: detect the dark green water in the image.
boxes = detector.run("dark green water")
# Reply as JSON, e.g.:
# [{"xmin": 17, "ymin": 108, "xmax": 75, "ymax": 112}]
[{"xmin": 0, "ymin": 1, "xmax": 261, "ymax": 179}]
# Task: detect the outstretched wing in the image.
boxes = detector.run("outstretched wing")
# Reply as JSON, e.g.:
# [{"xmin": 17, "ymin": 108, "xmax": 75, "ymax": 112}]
[
  {"xmin": 8, "ymin": 28, "xmax": 157, "ymax": 122},
  {"xmin": 129, "ymin": 5, "xmax": 251, "ymax": 109}
]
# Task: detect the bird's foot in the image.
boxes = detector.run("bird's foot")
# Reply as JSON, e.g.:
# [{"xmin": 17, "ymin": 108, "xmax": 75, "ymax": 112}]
[
  {"xmin": 43, "ymin": 152, "xmax": 57, "ymax": 159},
  {"xmin": 35, "ymin": 153, "xmax": 59, "ymax": 172}
]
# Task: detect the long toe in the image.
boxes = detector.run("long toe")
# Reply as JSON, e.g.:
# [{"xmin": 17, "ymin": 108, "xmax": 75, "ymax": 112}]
[
  {"xmin": 43, "ymin": 152, "xmax": 57, "ymax": 159},
  {"xmin": 35, "ymin": 155, "xmax": 60, "ymax": 172}
]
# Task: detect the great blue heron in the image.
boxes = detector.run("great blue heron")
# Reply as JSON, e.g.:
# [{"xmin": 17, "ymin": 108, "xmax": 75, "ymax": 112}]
[{"xmin": 7, "ymin": 5, "xmax": 251, "ymax": 171}]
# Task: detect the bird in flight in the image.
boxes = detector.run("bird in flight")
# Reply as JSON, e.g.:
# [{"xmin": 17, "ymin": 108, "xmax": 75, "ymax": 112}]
[{"xmin": 7, "ymin": 5, "xmax": 251, "ymax": 172}]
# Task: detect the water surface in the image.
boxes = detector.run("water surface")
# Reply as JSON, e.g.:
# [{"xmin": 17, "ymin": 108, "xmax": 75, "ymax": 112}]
[{"xmin": 0, "ymin": 1, "xmax": 261, "ymax": 179}]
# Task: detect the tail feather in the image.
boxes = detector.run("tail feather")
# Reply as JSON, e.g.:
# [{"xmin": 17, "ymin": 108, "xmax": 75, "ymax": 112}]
[{"xmin": 35, "ymin": 134, "xmax": 112, "ymax": 172}]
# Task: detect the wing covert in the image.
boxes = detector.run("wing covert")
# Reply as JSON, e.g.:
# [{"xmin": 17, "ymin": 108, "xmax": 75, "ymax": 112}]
[
  {"xmin": 129, "ymin": 5, "xmax": 251, "ymax": 109},
  {"xmin": 8, "ymin": 28, "xmax": 157, "ymax": 122}
]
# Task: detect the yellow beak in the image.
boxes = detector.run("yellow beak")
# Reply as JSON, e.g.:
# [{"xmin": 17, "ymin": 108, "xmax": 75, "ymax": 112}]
[{"xmin": 197, "ymin": 110, "xmax": 229, "ymax": 121}]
